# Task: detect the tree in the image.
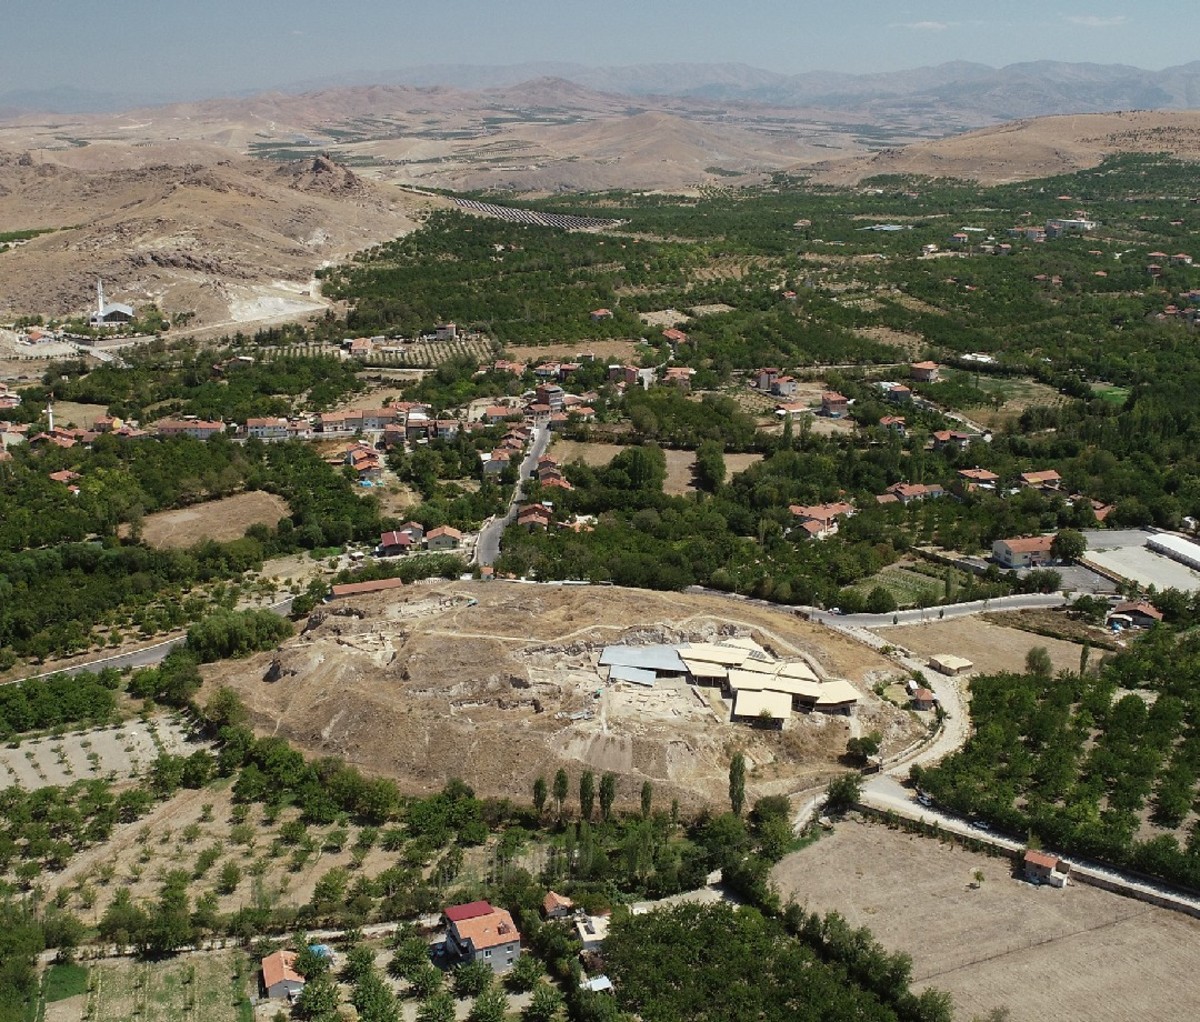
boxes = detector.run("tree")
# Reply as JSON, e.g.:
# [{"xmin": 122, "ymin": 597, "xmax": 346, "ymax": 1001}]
[
  {"xmin": 599, "ymin": 773, "xmax": 617, "ymax": 822},
  {"xmin": 1051, "ymin": 529, "xmax": 1087, "ymax": 563},
  {"xmin": 579, "ymin": 770, "xmax": 596, "ymax": 821},
  {"xmin": 1025, "ymin": 646, "xmax": 1053, "ymax": 678},
  {"xmin": 825, "ymin": 772, "xmax": 862, "ymax": 814},
  {"xmin": 416, "ymin": 991, "xmax": 456, "ymax": 1022},
  {"xmin": 452, "ymin": 960, "xmax": 493, "ymax": 999},
  {"xmin": 533, "ymin": 776, "xmax": 547, "ymax": 816},
  {"xmin": 640, "ymin": 779, "xmax": 653, "ymax": 820},
  {"xmin": 296, "ymin": 972, "xmax": 340, "ymax": 1021},
  {"xmin": 694, "ymin": 440, "xmax": 726, "ymax": 492},
  {"xmin": 468, "ymin": 985, "xmax": 509, "ymax": 1022},
  {"xmin": 865, "ymin": 586, "xmax": 897, "ymax": 614},
  {"xmin": 506, "ymin": 951, "xmax": 543, "ymax": 992},
  {"xmin": 552, "ymin": 769, "xmax": 569, "ymax": 817},
  {"xmin": 729, "ymin": 752, "xmax": 746, "ymax": 816},
  {"xmin": 845, "ymin": 731, "xmax": 882, "ymax": 766},
  {"xmin": 523, "ymin": 981, "xmax": 564, "ymax": 1022}
]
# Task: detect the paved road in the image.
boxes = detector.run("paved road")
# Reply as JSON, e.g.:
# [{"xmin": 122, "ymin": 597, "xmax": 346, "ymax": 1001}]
[
  {"xmin": 807, "ymin": 591, "xmax": 1068, "ymax": 629},
  {"xmin": 475, "ymin": 424, "xmax": 550, "ymax": 566},
  {"xmin": 861, "ymin": 774, "xmax": 1200, "ymax": 917},
  {"xmin": 12, "ymin": 598, "xmax": 294, "ymax": 684}
]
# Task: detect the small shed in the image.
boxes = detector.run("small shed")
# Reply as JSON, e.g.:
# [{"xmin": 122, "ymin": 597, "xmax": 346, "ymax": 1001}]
[
  {"xmin": 1023, "ymin": 849, "xmax": 1069, "ymax": 888},
  {"xmin": 929, "ymin": 654, "xmax": 973, "ymax": 676},
  {"xmin": 262, "ymin": 950, "xmax": 305, "ymax": 1000},
  {"xmin": 542, "ymin": 891, "xmax": 575, "ymax": 919},
  {"xmin": 911, "ymin": 688, "xmax": 936, "ymax": 711}
]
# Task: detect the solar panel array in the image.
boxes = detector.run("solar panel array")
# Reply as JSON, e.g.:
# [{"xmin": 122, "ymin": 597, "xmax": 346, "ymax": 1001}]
[{"xmin": 453, "ymin": 198, "xmax": 622, "ymax": 231}]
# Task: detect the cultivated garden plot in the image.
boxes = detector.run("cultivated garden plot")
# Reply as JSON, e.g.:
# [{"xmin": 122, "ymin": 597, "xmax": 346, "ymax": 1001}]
[
  {"xmin": 0, "ymin": 715, "xmax": 202, "ymax": 791},
  {"xmin": 85, "ymin": 951, "xmax": 249, "ymax": 1022}
]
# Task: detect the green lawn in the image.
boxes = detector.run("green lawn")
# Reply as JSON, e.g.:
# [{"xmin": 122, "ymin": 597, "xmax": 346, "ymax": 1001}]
[
  {"xmin": 1092, "ymin": 384, "xmax": 1130, "ymax": 405},
  {"xmin": 43, "ymin": 962, "xmax": 88, "ymax": 1002}
]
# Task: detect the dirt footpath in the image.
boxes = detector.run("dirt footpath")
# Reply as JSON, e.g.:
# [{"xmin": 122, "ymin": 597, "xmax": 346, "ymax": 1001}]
[{"xmin": 773, "ymin": 819, "xmax": 1200, "ymax": 1022}]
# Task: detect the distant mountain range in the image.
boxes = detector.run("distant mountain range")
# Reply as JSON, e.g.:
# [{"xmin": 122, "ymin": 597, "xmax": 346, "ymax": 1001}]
[{"xmin": 5, "ymin": 60, "xmax": 1200, "ymax": 124}]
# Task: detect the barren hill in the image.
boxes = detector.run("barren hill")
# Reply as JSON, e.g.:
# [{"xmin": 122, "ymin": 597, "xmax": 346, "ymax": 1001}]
[
  {"xmin": 0, "ymin": 148, "xmax": 441, "ymax": 326},
  {"xmin": 200, "ymin": 582, "xmax": 917, "ymax": 810},
  {"xmin": 810, "ymin": 110, "xmax": 1200, "ymax": 186}
]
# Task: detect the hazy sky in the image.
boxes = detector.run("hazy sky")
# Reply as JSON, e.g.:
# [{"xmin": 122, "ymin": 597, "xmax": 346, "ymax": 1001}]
[{"xmin": 4, "ymin": 0, "xmax": 1197, "ymax": 102}]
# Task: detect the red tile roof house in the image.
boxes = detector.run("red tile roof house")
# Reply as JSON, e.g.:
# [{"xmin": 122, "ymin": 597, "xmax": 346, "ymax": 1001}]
[
  {"xmin": 1023, "ymin": 849, "xmax": 1069, "ymax": 888},
  {"xmin": 771, "ymin": 375, "xmax": 798, "ymax": 398},
  {"xmin": 662, "ymin": 328, "xmax": 689, "ymax": 347},
  {"xmin": 932, "ymin": 430, "xmax": 973, "ymax": 451},
  {"xmin": 911, "ymin": 688, "xmax": 936, "ymax": 711},
  {"xmin": 261, "ymin": 950, "xmax": 305, "ymax": 1000},
  {"xmin": 958, "ymin": 467, "xmax": 1000, "ymax": 490},
  {"xmin": 820, "ymin": 392, "xmax": 849, "ymax": 418},
  {"xmin": 443, "ymin": 901, "xmax": 522, "ymax": 973},
  {"xmin": 910, "ymin": 361, "xmax": 940, "ymax": 383},
  {"xmin": 379, "ymin": 530, "xmax": 415, "ymax": 555},
  {"xmin": 518, "ymin": 504, "xmax": 553, "ymax": 530},
  {"xmin": 882, "ymin": 482, "xmax": 944, "ymax": 505},
  {"xmin": 426, "ymin": 525, "xmax": 463, "ymax": 550},
  {"xmin": 886, "ymin": 384, "xmax": 912, "ymax": 403},
  {"xmin": 789, "ymin": 502, "xmax": 855, "ymax": 540},
  {"xmin": 1107, "ymin": 601, "xmax": 1164, "ymax": 629},
  {"xmin": 991, "ymin": 535, "xmax": 1054, "ymax": 569},
  {"xmin": 1019, "ymin": 469, "xmax": 1062, "ymax": 491},
  {"xmin": 753, "ymin": 368, "xmax": 781, "ymax": 391},
  {"xmin": 542, "ymin": 891, "xmax": 575, "ymax": 919},
  {"xmin": 879, "ymin": 415, "xmax": 906, "ymax": 435},
  {"xmin": 590, "ymin": 308, "xmax": 614, "ymax": 321}
]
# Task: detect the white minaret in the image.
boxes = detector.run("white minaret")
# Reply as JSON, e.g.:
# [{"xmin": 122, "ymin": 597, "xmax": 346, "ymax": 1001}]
[
  {"xmin": 96, "ymin": 279, "xmax": 105, "ymax": 317},
  {"xmin": 46, "ymin": 396, "xmax": 54, "ymax": 433}
]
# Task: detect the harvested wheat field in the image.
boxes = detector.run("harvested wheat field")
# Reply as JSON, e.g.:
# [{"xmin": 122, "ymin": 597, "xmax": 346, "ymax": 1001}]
[
  {"xmin": 773, "ymin": 819, "xmax": 1200, "ymax": 1022},
  {"xmin": 138, "ymin": 491, "xmax": 289, "ymax": 548},
  {"xmin": 201, "ymin": 583, "xmax": 920, "ymax": 810},
  {"xmin": 875, "ymin": 616, "xmax": 1085, "ymax": 677}
]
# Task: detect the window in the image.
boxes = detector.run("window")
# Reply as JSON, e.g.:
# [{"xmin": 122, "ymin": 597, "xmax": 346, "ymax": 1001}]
[{"xmin": 484, "ymin": 950, "xmax": 492, "ymax": 958}]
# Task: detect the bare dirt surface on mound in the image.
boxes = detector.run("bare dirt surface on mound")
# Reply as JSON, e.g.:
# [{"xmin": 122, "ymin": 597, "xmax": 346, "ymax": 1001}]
[{"xmin": 202, "ymin": 583, "xmax": 920, "ymax": 811}]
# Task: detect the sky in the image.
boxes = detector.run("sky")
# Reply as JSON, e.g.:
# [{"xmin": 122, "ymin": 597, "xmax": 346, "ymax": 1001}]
[{"xmin": 3, "ymin": 0, "xmax": 1198, "ymax": 104}]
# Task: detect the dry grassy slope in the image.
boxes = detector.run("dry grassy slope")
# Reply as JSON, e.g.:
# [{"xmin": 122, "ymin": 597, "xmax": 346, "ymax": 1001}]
[
  {"xmin": 0, "ymin": 150, "xmax": 441, "ymax": 323},
  {"xmin": 810, "ymin": 109, "xmax": 1200, "ymax": 185},
  {"xmin": 201, "ymin": 582, "xmax": 917, "ymax": 810}
]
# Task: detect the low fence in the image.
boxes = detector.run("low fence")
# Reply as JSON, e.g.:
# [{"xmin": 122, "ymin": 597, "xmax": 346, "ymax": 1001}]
[{"xmin": 854, "ymin": 803, "xmax": 1200, "ymax": 920}]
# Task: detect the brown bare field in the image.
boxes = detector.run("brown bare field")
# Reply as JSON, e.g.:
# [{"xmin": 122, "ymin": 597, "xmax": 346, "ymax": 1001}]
[
  {"xmin": 662, "ymin": 449, "xmax": 763, "ymax": 494},
  {"xmin": 874, "ymin": 617, "xmax": 1085, "ymax": 677},
  {"xmin": 852, "ymin": 325, "xmax": 924, "ymax": 357},
  {"xmin": 550, "ymin": 440, "xmax": 626, "ymax": 467},
  {"xmin": 139, "ymin": 491, "xmax": 289, "ymax": 549},
  {"xmin": 200, "ymin": 583, "xmax": 919, "ymax": 810},
  {"xmin": 773, "ymin": 819, "xmax": 1200, "ymax": 1022},
  {"xmin": 812, "ymin": 109, "xmax": 1200, "ymax": 186},
  {"xmin": 505, "ymin": 340, "xmax": 644, "ymax": 363},
  {"xmin": 50, "ymin": 400, "xmax": 110, "ymax": 429}
]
